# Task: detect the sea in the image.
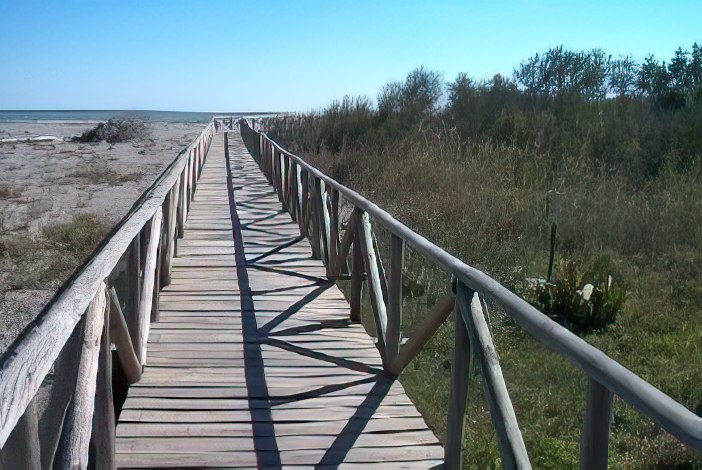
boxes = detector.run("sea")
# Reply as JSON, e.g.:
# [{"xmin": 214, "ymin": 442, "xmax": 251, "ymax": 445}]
[{"xmin": 0, "ymin": 110, "xmax": 272, "ymax": 123}]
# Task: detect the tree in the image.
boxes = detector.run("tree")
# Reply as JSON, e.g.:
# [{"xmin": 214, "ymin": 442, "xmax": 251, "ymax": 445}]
[
  {"xmin": 637, "ymin": 55, "xmax": 670, "ymax": 96},
  {"xmin": 609, "ymin": 55, "xmax": 638, "ymax": 97}
]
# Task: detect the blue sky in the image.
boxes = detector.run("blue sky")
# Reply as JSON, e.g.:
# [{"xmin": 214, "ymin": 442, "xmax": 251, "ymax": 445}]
[{"xmin": 0, "ymin": 0, "xmax": 699, "ymax": 112}]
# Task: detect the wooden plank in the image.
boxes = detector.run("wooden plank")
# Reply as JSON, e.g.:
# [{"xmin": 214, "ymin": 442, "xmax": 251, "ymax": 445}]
[
  {"xmin": 386, "ymin": 234, "xmax": 404, "ymax": 372},
  {"xmin": 394, "ymin": 294, "xmax": 454, "ymax": 374},
  {"xmin": 580, "ymin": 378, "xmax": 613, "ymax": 470},
  {"xmin": 54, "ymin": 283, "xmax": 106, "ymax": 469},
  {"xmin": 444, "ymin": 294, "xmax": 470, "ymax": 468},
  {"xmin": 114, "ymin": 131, "xmax": 442, "ymax": 468},
  {"xmin": 458, "ymin": 285, "xmax": 530, "ymax": 468},
  {"xmin": 0, "ymin": 398, "xmax": 40, "ymax": 470},
  {"xmin": 357, "ymin": 212, "xmax": 387, "ymax": 359},
  {"xmin": 91, "ymin": 297, "xmax": 115, "ymax": 470},
  {"xmin": 138, "ymin": 208, "xmax": 163, "ymax": 365},
  {"xmin": 108, "ymin": 287, "xmax": 141, "ymax": 384}
]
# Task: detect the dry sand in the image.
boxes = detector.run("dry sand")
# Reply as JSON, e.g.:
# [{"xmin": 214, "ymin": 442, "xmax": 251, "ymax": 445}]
[{"xmin": 0, "ymin": 120, "xmax": 203, "ymax": 351}]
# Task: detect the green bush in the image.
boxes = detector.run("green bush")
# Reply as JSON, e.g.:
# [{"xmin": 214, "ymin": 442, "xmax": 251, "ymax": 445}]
[{"xmin": 523, "ymin": 259, "xmax": 626, "ymax": 335}]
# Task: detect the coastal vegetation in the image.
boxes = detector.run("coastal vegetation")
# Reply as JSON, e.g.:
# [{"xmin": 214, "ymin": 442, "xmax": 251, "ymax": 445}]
[
  {"xmin": 0, "ymin": 214, "xmax": 110, "ymax": 290},
  {"xmin": 76, "ymin": 118, "xmax": 148, "ymax": 144},
  {"xmin": 263, "ymin": 45, "xmax": 702, "ymax": 466}
]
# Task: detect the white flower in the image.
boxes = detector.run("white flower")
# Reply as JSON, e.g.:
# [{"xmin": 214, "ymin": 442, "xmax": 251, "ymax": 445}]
[{"xmin": 581, "ymin": 284, "xmax": 594, "ymax": 301}]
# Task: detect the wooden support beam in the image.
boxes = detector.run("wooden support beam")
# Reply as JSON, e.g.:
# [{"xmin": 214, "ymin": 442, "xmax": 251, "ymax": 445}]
[
  {"xmin": 295, "ymin": 164, "xmax": 304, "ymax": 229},
  {"xmin": 319, "ymin": 181, "xmax": 333, "ymax": 276},
  {"xmin": 0, "ymin": 399, "xmax": 40, "ymax": 470},
  {"xmin": 580, "ymin": 378, "xmax": 613, "ymax": 470},
  {"xmin": 159, "ymin": 189, "xmax": 174, "ymax": 287},
  {"xmin": 137, "ymin": 209, "xmax": 163, "ymax": 365},
  {"xmin": 176, "ymin": 170, "xmax": 186, "ymax": 239},
  {"xmin": 393, "ymin": 294, "xmax": 455, "ymax": 375},
  {"xmin": 457, "ymin": 285, "xmax": 531, "ymax": 468},
  {"xmin": 170, "ymin": 177, "xmax": 182, "ymax": 258},
  {"xmin": 125, "ymin": 236, "xmax": 142, "ymax": 364},
  {"xmin": 54, "ymin": 283, "xmax": 107, "ymax": 470},
  {"xmin": 108, "ymin": 287, "xmax": 141, "ymax": 385},
  {"xmin": 371, "ymin": 230, "xmax": 389, "ymax": 306},
  {"xmin": 350, "ymin": 221, "xmax": 363, "ymax": 323},
  {"xmin": 385, "ymin": 234, "xmax": 404, "ymax": 371},
  {"xmin": 299, "ymin": 169, "xmax": 309, "ymax": 238},
  {"xmin": 444, "ymin": 294, "xmax": 471, "ymax": 469},
  {"xmin": 357, "ymin": 212, "xmax": 387, "ymax": 361},
  {"xmin": 39, "ymin": 325, "xmax": 83, "ymax": 469},
  {"xmin": 328, "ymin": 189, "xmax": 341, "ymax": 277},
  {"xmin": 308, "ymin": 176, "xmax": 322, "ymax": 260},
  {"xmin": 91, "ymin": 298, "xmax": 115, "ymax": 470},
  {"xmin": 336, "ymin": 208, "xmax": 359, "ymax": 278}
]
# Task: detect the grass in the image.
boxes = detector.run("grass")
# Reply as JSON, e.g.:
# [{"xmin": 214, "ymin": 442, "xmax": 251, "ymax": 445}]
[
  {"xmin": 0, "ymin": 183, "xmax": 21, "ymax": 199},
  {"xmin": 0, "ymin": 214, "xmax": 110, "ymax": 290},
  {"xmin": 263, "ymin": 115, "xmax": 702, "ymax": 466},
  {"xmin": 67, "ymin": 165, "xmax": 142, "ymax": 184}
]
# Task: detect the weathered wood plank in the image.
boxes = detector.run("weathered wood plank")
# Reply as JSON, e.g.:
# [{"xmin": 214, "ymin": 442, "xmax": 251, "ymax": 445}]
[
  {"xmin": 138, "ymin": 208, "xmax": 163, "ymax": 365},
  {"xmin": 114, "ymin": 131, "xmax": 442, "ymax": 468},
  {"xmin": 458, "ymin": 286, "xmax": 530, "ymax": 468},
  {"xmin": 54, "ymin": 283, "xmax": 107, "ymax": 469}
]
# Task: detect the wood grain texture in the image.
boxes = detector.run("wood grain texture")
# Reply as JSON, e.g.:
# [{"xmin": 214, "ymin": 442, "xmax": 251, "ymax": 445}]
[
  {"xmin": 115, "ymin": 131, "xmax": 442, "ymax": 468},
  {"xmin": 457, "ymin": 285, "xmax": 530, "ymax": 469},
  {"xmin": 54, "ymin": 283, "xmax": 106, "ymax": 470},
  {"xmin": 138, "ymin": 208, "xmax": 163, "ymax": 365},
  {"xmin": 91, "ymin": 299, "xmax": 116, "ymax": 470}
]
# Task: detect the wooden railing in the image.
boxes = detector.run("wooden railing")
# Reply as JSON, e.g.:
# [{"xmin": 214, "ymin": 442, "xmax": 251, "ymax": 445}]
[
  {"xmin": 239, "ymin": 119, "xmax": 702, "ymax": 469},
  {"xmin": 0, "ymin": 121, "xmax": 215, "ymax": 468}
]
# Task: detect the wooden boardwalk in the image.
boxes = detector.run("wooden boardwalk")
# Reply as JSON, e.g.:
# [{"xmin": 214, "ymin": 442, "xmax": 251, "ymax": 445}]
[{"xmin": 115, "ymin": 131, "xmax": 443, "ymax": 468}]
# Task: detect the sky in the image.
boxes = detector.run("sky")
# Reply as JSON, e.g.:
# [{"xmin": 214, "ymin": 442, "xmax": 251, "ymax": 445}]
[{"xmin": 0, "ymin": 0, "xmax": 700, "ymax": 112}]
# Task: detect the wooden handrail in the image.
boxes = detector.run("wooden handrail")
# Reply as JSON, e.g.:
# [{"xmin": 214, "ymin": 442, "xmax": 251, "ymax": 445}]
[
  {"xmin": 238, "ymin": 118, "xmax": 702, "ymax": 465},
  {"xmin": 0, "ymin": 120, "xmax": 215, "ymax": 464}
]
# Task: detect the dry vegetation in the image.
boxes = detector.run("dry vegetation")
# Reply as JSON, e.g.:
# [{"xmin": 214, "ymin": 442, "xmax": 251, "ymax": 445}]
[
  {"xmin": 66, "ymin": 165, "xmax": 143, "ymax": 184},
  {"xmin": 0, "ymin": 214, "xmax": 110, "ymax": 291},
  {"xmin": 263, "ymin": 45, "xmax": 702, "ymax": 467}
]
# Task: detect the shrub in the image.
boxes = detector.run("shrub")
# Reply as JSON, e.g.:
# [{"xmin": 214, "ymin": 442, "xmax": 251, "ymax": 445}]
[
  {"xmin": 76, "ymin": 118, "xmax": 148, "ymax": 144},
  {"xmin": 523, "ymin": 258, "xmax": 626, "ymax": 335},
  {"xmin": 43, "ymin": 214, "xmax": 110, "ymax": 257}
]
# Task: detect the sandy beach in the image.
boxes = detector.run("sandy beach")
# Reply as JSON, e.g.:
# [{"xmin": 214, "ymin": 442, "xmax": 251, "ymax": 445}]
[{"xmin": 0, "ymin": 120, "xmax": 204, "ymax": 351}]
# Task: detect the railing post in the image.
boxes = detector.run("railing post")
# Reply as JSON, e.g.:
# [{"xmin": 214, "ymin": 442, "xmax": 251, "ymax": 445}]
[
  {"xmin": 126, "ymin": 236, "xmax": 142, "ymax": 363},
  {"xmin": 300, "ymin": 170, "xmax": 309, "ymax": 238},
  {"xmin": 54, "ymin": 283, "xmax": 107, "ymax": 469},
  {"xmin": 91, "ymin": 295, "xmax": 115, "ymax": 469},
  {"xmin": 458, "ymin": 286, "xmax": 531, "ymax": 468},
  {"xmin": 386, "ymin": 234, "xmax": 404, "ymax": 373},
  {"xmin": 319, "ymin": 181, "xmax": 332, "ymax": 275},
  {"xmin": 349, "ymin": 210, "xmax": 363, "ymax": 323},
  {"xmin": 580, "ymin": 378, "xmax": 614, "ymax": 470},
  {"xmin": 138, "ymin": 208, "xmax": 163, "ymax": 365},
  {"xmin": 308, "ymin": 176, "xmax": 322, "ymax": 259},
  {"xmin": 0, "ymin": 399, "xmax": 40, "ymax": 469},
  {"xmin": 445, "ymin": 290, "xmax": 469, "ymax": 469},
  {"xmin": 357, "ymin": 211, "xmax": 388, "ymax": 362}
]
